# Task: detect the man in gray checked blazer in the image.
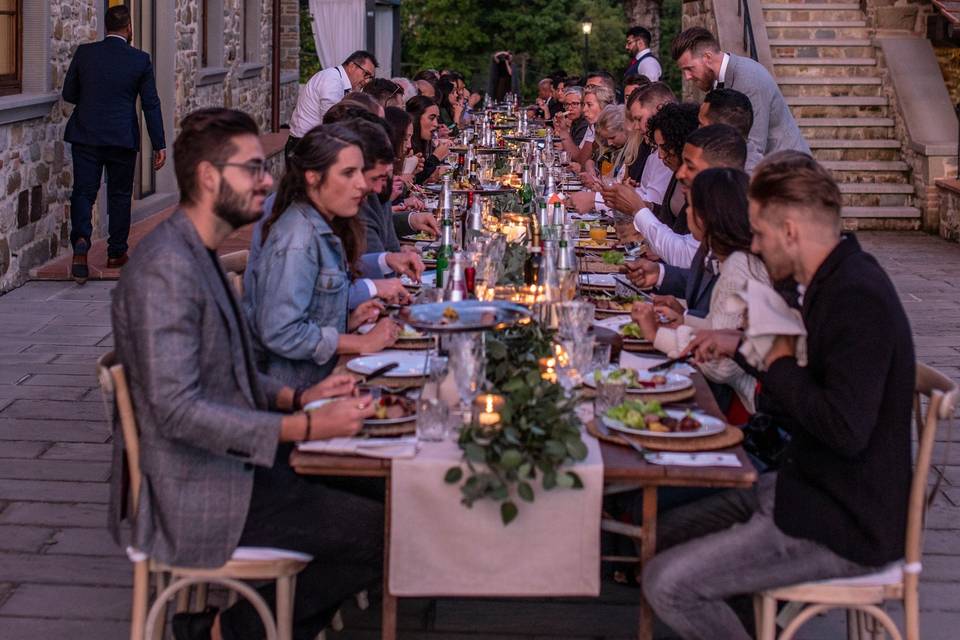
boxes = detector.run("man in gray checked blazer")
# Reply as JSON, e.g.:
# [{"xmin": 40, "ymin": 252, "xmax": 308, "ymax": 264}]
[
  {"xmin": 109, "ymin": 107, "xmax": 381, "ymax": 640},
  {"xmin": 671, "ymin": 27, "xmax": 810, "ymax": 165}
]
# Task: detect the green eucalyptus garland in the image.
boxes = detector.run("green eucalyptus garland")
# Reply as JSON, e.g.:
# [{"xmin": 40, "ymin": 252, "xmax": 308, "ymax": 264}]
[{"xmin": 444, "ymin": 322, "xmax": 589, "ymax": 524}]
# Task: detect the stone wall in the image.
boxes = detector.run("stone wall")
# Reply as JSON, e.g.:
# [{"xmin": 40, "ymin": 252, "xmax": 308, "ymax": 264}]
[
  {"xmin": 0, "ymin": 2, "xmax": 99, "ymax": 292},
  {"xmin": 935, "ymin": 47, "xmax": 960, "ymax": 107},
  {"xmin": 864, "ymin": 0, "xmax": 933, "ymax": 32},
  {"xmin": 0, "ymin": 0, "xmax": 299, "ymax": 293},
  {"xmin": 937, "ymin": 180, "xmax": 960, "ymax": 242}
]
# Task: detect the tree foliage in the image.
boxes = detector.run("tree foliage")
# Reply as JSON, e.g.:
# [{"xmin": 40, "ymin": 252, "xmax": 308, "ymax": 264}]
[{"xmin": 401, "ymin": 0, "xmax": 636, "ymax": 98}]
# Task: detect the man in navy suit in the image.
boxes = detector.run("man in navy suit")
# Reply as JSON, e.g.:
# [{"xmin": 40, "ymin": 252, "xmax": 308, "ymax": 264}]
[{"xmin": 63, "ymin": 5, "xmax": 166, "ymax": 283}]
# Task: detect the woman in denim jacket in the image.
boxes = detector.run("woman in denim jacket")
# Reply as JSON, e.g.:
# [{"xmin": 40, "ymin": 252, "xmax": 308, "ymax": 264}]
[{"xmin": 244, "ymin": 125, "xmax": 399, "ymax": 388}]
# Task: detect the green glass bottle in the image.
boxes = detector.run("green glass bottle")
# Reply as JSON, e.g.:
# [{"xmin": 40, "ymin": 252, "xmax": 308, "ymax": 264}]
[{"xmin": 436, "ymin": 216, "xmax": 455, "ymax": 289}]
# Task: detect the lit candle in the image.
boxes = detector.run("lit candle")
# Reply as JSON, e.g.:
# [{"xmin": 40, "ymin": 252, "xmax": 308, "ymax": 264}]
[
  {"xmin": 473, "ymin": 394, "xmax": 505, "ymax": 431},
  {"xmin": 539, "ymin": 356, "xmax": 558, "ymax": 383}
]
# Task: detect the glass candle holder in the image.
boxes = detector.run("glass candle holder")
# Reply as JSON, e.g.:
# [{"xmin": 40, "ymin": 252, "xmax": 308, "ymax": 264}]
[
  {"xmin": 539, "ymin": 356, "xmax": 558, "ymax": 384},
  {"xmin": 472, "ymin": 393, "xmax": 505, "ymax": 434}
]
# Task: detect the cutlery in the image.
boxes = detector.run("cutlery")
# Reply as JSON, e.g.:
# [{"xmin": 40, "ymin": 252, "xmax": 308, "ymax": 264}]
[
  {"xmin": 647, "ymin": 354, "xmax": 693, "ymax": 372},
  {"xmin": 360, "ymin": 362, "xmax": 399, "ymax": 383}
]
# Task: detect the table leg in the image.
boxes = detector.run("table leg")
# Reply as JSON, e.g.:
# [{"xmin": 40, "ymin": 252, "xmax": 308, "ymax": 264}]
[
  {"xmin": 382, "ymin": 475, "xmax": 397, "ymax": 640},
  {"xmin": 638, "ymin": 486, "xmax": 657, "ymax": 640}
]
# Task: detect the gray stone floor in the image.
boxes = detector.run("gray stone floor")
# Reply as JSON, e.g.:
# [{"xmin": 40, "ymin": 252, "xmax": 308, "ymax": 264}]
[{"xmin": 0, "ymin": 231, "xmax": 957, "ymax": 639}]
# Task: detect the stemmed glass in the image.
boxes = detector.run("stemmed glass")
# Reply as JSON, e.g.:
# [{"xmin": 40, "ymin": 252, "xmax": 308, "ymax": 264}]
[
  {"xmin": 556, "ymin": 300, "xmax": 595, "ymax": 341},
  {"xmin": 449, "ymin": 332, "xmax": 487, "ymax": 424}
]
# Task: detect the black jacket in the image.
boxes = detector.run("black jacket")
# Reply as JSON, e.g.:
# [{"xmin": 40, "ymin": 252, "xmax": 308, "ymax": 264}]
[
  {"xmin": 763, "ymin": 234, "xmax": 914, "ymax": 567},
  {"xmin": 63, "ymin": 37, "xmax": 165, "ymax": 151},
  {"xmin": 657, "ymin": 245, "xmax": 717, "ymax": 319}
]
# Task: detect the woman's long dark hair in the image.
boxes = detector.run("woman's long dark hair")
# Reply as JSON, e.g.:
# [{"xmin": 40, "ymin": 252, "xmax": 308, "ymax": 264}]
[
  {"xmin": 262, "ymin": 124, "xmax": 367, "ymax": 275},
  {"xmin": 406, "ymin": 95, "xmax": 436, "ymax": 157},
  {"xmin": 436, "ymin": 77, "xmax": 456, "ymax": 124},
  {"xmin": 384, "ymin": 106, "xmax": 413, "ymax": 170},
  {"xmin": 689, "ymin": 167, "xmax": 753, "ymax": 259}
]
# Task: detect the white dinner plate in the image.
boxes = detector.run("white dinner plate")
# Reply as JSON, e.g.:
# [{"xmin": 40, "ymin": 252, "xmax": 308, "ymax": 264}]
[
  {"xmin": 584, "ymin": 367, "xmax": 693, "ymax": 394},
  {"xmin": 602, "ymin": 410, "xmax": 726, "ymax": 439},
  {"xmin": 580, "ymin": 273, "xmax": 617, "ymax": 288},
  {"xmin": 346, "ymin": 352, "xmax": 435, "ymax": 378},
  {"xmin": 357, "ymin": 323, "xmax": 428, "ymax": 342},
  {"xmin": 400, "ymin": 271, "xmax": 437, "ymax": 288}
]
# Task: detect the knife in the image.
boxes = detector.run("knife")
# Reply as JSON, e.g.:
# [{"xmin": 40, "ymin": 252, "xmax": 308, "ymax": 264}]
[
  {"xmin": 612, "ymin": 274, "xmax": 654, "ymax": 303},
  {"xmin": 647, "ymin": 354, "xmax": 693, "ymax": 373},
  {"xmin": 360, "ymin": 362, "xmax": 399, "ymax": 383}
]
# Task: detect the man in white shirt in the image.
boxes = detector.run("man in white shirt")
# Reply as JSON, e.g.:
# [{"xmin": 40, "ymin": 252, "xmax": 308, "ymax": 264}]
[
  {"xmin": 603, "ymin": 124, "xmax": 746, "ymax": 278},
  {"xmin": 286, "ymin": 50, "xmax": 379, "ymax": 157},
  {"xmin": 624, "ymin": 26, "xmax": 662, "ymax": 82}
]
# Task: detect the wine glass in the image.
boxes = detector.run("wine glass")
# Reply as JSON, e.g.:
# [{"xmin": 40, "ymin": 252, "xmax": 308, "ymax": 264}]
[{"xmin": 449, "ymin": 332, "xmax": 486, "ymax": 423}]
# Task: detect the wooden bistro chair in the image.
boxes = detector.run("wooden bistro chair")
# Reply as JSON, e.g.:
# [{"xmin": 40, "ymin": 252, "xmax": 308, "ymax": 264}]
[
  {"xmin": 97, "ymin": 351, "xmax": 312, "ymax": 640},
  {"xmin": 754, "ymin": 362, "xmax": 958, "ymax": 640}
]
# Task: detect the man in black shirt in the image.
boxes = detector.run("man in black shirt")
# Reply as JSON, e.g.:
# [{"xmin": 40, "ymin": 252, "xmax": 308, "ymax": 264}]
[{"xmin": 642, "ymin": 151, "xmax": 915, "ymax": 639}]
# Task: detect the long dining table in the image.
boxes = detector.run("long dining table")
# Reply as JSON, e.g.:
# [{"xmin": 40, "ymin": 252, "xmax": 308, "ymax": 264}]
[{"xmin": 289, "ymin": 368, "xmax": 758, "ymax": 640}]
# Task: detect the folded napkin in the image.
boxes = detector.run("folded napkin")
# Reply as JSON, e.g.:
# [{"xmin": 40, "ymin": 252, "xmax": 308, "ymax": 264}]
[
  {"xmin": 731, "ymin": 280, "xmax": 808, "ymax": 371},
  {"xmin": 644, "ymin": 452, "xmax": 741, "ymax": 468},
  {"xmin": 297, "ymin": 436, "xmax": 418, "ymax": 459}
]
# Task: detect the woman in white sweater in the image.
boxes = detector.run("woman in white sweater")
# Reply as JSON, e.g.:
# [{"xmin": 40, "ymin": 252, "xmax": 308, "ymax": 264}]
[{"xmin": 630, "ymin": 167, "xmax": 770, "ymax": 413}]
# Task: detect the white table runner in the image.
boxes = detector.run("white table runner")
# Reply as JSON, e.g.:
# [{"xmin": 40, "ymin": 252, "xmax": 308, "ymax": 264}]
[{"xmin": 388, "ymin": 432, "xmax": 604, "ymax": 597}]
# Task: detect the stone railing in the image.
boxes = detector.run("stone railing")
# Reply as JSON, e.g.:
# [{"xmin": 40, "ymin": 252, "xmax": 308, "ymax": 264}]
[{"xmin": 936, "ymin": 178, "xmax": 960, "ymax": 242}]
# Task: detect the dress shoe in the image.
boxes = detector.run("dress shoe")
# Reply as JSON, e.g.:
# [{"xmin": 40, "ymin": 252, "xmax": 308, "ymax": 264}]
[
  {"xmin": 106, "ymin": 253, "xmax": 129, "ymax": 269},
  {"xmin": 172, "ymin": 606, "xmax": 218, "ymax": 640},
  {"xmin": 71, "ymin": 240, "xmax": 89, "ymax": 284}
]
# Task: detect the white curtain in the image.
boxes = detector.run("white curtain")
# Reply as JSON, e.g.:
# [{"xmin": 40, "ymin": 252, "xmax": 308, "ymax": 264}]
[
  {"xmin": 374, "ymin": 6, "xmax": 393, "ymax": 78},
  {"xmin": 308, "ymin": 0, "xmax": 366, "ymax": 71}
]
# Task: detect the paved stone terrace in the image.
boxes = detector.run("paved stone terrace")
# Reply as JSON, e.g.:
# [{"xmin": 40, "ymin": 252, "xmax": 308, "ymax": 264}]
[{"xmin": 0, "ymin": 231, "xmax": 958, "ymax": 639}]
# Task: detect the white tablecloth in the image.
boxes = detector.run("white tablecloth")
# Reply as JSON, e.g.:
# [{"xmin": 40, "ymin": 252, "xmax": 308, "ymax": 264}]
[{"xmin": 388, "ymin": 432, "xmax": 604, "ymax": 597}]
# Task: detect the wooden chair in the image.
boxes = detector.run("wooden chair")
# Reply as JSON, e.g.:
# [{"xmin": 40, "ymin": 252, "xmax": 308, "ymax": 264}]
[
  {"xmin": 97, "ymin": 352, "xmax": 312, "ymax": 640},
  {"xmin": 754, "ymin": 362, "xmax": 958, "ymax": 640},
  {"xmin": 219, "ymin": 249, "xmax": 250, "ymax": 275}
]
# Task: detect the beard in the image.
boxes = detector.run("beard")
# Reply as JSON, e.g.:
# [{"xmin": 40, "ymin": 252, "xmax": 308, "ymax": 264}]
[{"xmin": 213, "ymin": 179, "xmax": 263, "ymax": 230}]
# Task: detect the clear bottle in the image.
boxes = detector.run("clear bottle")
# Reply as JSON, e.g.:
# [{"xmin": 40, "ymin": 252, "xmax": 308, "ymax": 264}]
[
  {"xmin": 557, "ymin": 226, "xmax": 578, "ymax": 301},
  {"xmin": 538, "ymin": 239, "xmax": 560, "ymax": 304},
  {"xmin": 445, "ymin": 251, "xmax": 467, "ymax": 302},
  {"xmin": 523, "ymin": 223, "xmax": 542, "ymax": 286},
  {"xmin": 465, "ymin": 193, "xmax": 484, "ymax": 245}
]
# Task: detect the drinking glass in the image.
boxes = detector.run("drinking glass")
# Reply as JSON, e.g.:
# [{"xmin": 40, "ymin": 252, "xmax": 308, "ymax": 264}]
[
  {"xmin": 595, "ymin": 376, "xmax": 628, "ymax": 418},
  {"xmin": 416, "ymin": 354, "xmax": 451, "ymax": 442},
  {"xmin": 591, "ymin": 341, "xmax": 612, "ymax": 372},
  {"xmin": 556, "ymin": 300, "xmax": 595, "ymax": 341},
  {"xmin": 449, "ymin": 332, "xmax": 486, "ymax": 421},
  {"xmin": 556, "ymin": 335, "xmax": 594, "ymax": 395}
]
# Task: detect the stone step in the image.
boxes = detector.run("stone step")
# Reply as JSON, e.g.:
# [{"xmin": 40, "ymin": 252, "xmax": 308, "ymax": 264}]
[
  {"xmin": 777, "ymin": 76, "xmax": 882, "ymax": 84},
  {"xmin": 762, "ymin": 2, "xmax": 861, "ymax": 8},
  {"xmin": 838, "ymin": 183, "xmax": 915, "ymax": 194},
  {"xmin": 798, "ymin": 117, "xmax": 895, "ymax": 127},
  {"xmin": 786, "ymin": 96, "xmax": 887, "ymax": 106},
  {"xmin": 765, "ymin": 20, "xmax": 868, "ymax": 27},
  {"xmin": 808, "ymin": 138, "xmax": 901, "ymax": 148},
  {"xmin": 841, "ymin": 206, "xmax": 921, "ymax": 218},
  {"xmin": 822, "ymin": 160, "xmax": 909, "ymax": 171},
  {"xmin": 768, "ymin": 38, "xmax": 872, "ymax": 46},
  {"xmin": 773, "ymin": 57, "xmax": 877, "ymax": 65},
  {"xmin": 764, "ymin": 8, "xmax": 865, "ymax": 21}
]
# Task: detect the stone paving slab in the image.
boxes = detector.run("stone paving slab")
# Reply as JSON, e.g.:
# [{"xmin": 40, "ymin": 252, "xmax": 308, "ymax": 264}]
[{"xmin": 0, "ymin": 233, "xmax": 955, "ymax": 638}]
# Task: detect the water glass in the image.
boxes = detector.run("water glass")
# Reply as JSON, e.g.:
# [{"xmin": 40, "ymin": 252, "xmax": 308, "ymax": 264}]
[
  {"xmin": 595, "ymin": 377, "xmax": 628, "ymax": 418},
  {"xmin": 556, "ymin": 335, "xmax": 595, "ymax": 395},
  {"xmin": 449, "ymin": 332, "xmax": 486, "ymax": 420},
  {"xmin": 556, "ymin": 300, "xmax": 595, "ymax": 341},
  {"xmin": 416, "ymin": 355, "xmax": 451, "ymax": 442},
  {"xmin": 591, "ymin": 341, "xmax": 612, "ymax": 372}
]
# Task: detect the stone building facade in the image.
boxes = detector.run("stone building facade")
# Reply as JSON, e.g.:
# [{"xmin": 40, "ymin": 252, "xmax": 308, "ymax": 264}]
[{"xmin": 0, "ymin": 0, "xmax": 300, "ymax": 293}]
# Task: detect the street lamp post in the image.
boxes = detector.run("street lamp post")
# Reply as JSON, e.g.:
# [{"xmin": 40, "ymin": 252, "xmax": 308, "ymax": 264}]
[{"xmin": 582, "ymin": 21, "xmax": 592, "ymax": 77}]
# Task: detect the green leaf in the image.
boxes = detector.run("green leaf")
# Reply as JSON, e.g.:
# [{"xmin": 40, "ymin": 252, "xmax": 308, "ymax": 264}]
[
  {"xmin": 499, "ymin": 449, "xmax": 523, "ymax": 469},
  {"xmin": 500, "ymin": 501, "xmax": 519, "ymax": 525},
  {"xmin": 464, "ymin": 443, "xmax": 486, "ymax": 464},
  {"xmin": 502, "ymin": 377, "xmax": 526, "ymax": 392},
  {"xmin": 525, "ymin": 369, "xmax": 542, "ymax": 387},
  {"xmin": 568, "ymin": 471, "xmax": 584, "ymax": 489},
  {"xmin": 556, "ymin": 472, "xmax": 575, "ymax": 489},
  {"xmin": 544, "ymin": 440, "xmax": 567, "ymax": 458},
  {"xmin": 444, "ymin": 467, "xmax": 463, "ymax": 484},
  {"xmin": 517, "ymin": 462, "xmax": 532, "ymax": 479},
  {"xmin": 565, "ymin": 439, "xmax": 589, "ymax": 460},
  {"xmin": 518, "ymin": 481, "xmax": 535, "ymax": 502},
  {"xmin": 543, "ymin": 470, "xmax": 557, "ymax": 490}
]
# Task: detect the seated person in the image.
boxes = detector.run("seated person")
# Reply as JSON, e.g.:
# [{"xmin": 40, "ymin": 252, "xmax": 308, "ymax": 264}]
[
  {"xmin": 406, "ymin": 95, "xmax": 451, "ymax": 184},
  {"xmin": 571, "ymin": 105, "xmax": 629, "ymax": 208},
  {"xmin": 111, "ymin": 108, "xmax": 384, "ymax": 640},
  {"xmin": 630, "ymin": 168, "xmax": 769, "ymax": 414},
  {"xmin": 557, "ymin": 84, "xmax": 615, "ymax": 168},
  {"xmin": 244, "ymin": 124, "xmax": 401, "ymax": 387},
  {"xmin": 638, "ymin": 102, "xmax": 700, "ymax": 235},
  {"xmin": 643, "ymin": 151, "xmax": 915, "ymax": 639},
  {"xmin": 698, "ymin": 88, "xmax": 761, "ymax": 173},
  {"xmin": 614, "ymin": 124, "xmax": 747, "ymax": 277},
  {"xmin": 553, "ymin": 86, "xmax": 590, "ymax": 148},
  {"xmin": 361, "ymin": 77, "xmax": 404, "ymax": 109}
]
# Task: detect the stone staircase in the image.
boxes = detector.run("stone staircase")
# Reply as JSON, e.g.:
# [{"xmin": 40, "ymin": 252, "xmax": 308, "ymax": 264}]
[{"xmin": 761, "ymin": 0, "xmax": 922, "ymax": 228}]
